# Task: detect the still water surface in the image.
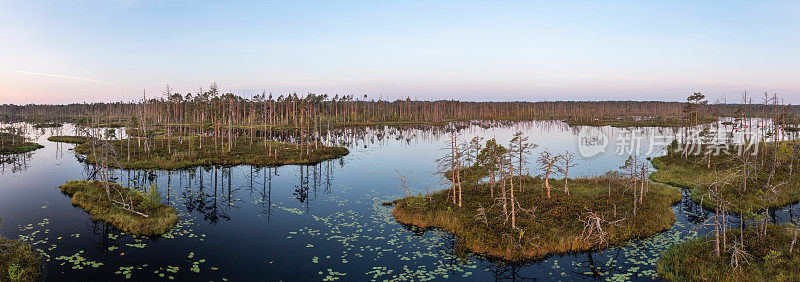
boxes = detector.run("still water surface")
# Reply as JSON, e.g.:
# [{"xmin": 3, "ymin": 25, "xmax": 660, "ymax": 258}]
[{"xmin": 0, "ymin": 120, "xmax": 796, "ymax": 281}]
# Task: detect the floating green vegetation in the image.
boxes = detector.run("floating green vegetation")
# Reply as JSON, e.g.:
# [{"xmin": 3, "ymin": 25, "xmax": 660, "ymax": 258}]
[
  {"xmin": 320, "ymin": 268, "xmax": 347, "ymax": 281},
  {"xmin": 390, "ymin": 176, "xmax": 682, "ymax": 261},
  {"xmin": 568, "ymin": 216, "xmax": 699, "ymax": 281},
  {"xmin": 0, "ymin": 133, "xmax": 43, "ymax": 154},
  {"xmin": 115, "ymin": 265, "xmax": 147, "ymax": 279},
  {"xmin": 73, "ymin": 137, "xmax": 349, "ymax": 170},
  {"xmin": 268, "ymin": 186, "xmax": 485, "ymax": 281},
  {"xmin": 650, "ymin": 141, "xmax": 800, "ymax": 213},
  {"xmin": 125, "ymin": 242, "xmax": 146, "ymax": 249},
  {"xmin": 264, "ymin": 179, "xmax": 695, "ymax": 281},
  {"xmin": 657, "ymin": 224, "xmax": 800, "ymax": 281},
  {"xmin": 12, "ymin": 191, "xmax": 222, "ymax": 280},
  {"xmin": 32, "ymin": 123, "xmax": 63, "ymax": 128},
  {"xmin": 47, "ymin": 135, "xmax": 90, "ymax": 144},
  {"xmin": 59, "ymin": 180, "xmax": 179, "ymax": 235},
  {"xmin": 55, "ymin": 250, "xmax": 103, "ymax": 269},
  {"xmin": 1, "ymin": 219, "xmax": 42, "ymax": 282}
]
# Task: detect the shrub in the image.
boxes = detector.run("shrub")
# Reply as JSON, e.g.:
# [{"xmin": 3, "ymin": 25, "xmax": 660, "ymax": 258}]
[
  {"xmin": 0, "ymin": 236, "xmax": 41, "ymax": 281},
  {"xmin": 7, "ymin": 263, "xmax": 21, "ymax": 281},
  {"xmin": 137, "ymin": 184, "xmax": 162, "ymax": 211}
]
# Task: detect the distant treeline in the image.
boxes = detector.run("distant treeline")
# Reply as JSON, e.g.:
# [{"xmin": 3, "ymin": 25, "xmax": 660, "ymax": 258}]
[{"xmin": 1, "ymin": 88, "xmax": 797, "ymax": 128}]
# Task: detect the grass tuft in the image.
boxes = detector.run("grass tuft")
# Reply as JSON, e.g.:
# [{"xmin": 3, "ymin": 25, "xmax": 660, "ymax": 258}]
[
  {"xmin": 563, "ymin": 117, "xmax": 717, "ymax": 128},
  {"xmin": 47, "ymin": 136, "xmax": 90, "ymax": 144},
  {"xmin": 391, "ymin": 176, "xmax": 681, "ymax": 261},
  {"xmin": 0, "ymin": 133, "xmax": 43, "ymax": 155},
  {"xmin": 32, "ymin": 123, "xmax": 62, "ymax": 128},
  {"xmin": 59, "ymin": 180, "xmax": 179, "ymax": 236},
  {"xmin": 74, "ymin": 137, "xmax": 349, "ymax": 170},
  {"xmin": 0, "ymin": 236, "xmax": 41, "ymax": 282},
  {"xmin": 657, "ymin": 225, "xmax": 800, "ymax": 281},
  {"xmin": 650, "ymin": 142, "xmax": 800, "ymax": 213}
]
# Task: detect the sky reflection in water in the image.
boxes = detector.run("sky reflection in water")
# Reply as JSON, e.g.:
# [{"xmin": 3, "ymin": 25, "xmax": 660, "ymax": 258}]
[{"xmin": 0, "ymin": 120, "xmax": 796, "ymax": 281}]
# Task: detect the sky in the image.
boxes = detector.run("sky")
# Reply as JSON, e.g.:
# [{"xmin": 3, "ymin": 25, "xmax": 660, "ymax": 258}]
[{"xmin": 1, "ymin": 1, "xmax": 799, "ymax": 104}]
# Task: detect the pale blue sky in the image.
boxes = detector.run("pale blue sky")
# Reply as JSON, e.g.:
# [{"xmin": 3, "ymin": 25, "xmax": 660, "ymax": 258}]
[{"xmin": 1, "ymin": 1, "xmax": 799, "ymax": 104}]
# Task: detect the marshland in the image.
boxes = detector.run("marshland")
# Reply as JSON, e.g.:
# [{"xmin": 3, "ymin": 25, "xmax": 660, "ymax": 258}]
[
  {"xmin": 4, "ymin": 2, "xmax": 800, "ymax": 281},
  {"xmin": 0, "ymin": 92, "xmax": 799, "ymax": 281}
]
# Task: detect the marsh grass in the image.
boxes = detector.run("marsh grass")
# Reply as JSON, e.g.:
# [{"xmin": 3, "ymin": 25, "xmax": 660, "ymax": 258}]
[
  {"xmin": 125, "ymin": 128, "xmax": 164, "ymax": 137},
  {"xmin": 59, "ymin": 180, "xmax": 179, "ymax": 235},
  {"xmin": 563, "ymin": 117, "xmax": 717, "ymax": 128},
  {"xmin": 650, "ymin": 143, "xmax": 800, "ymax": 213},
  {"xmin": 75, "ymin": 118, "xmax": 124, "ymax": 128},
  {"xmin": 391, "ymin": 176, "xmax": 681, "ymax": 261},
  {"xmin": 0, "ymin": 133, "xmax": 43, "ymax": 155},
  {"xmin": 73, "ymin": 137, "xmax": 349, "ymax": 170},
  {"xmin": 47, "ymin": 136, "xmax": 90, "ymax": 144},
  {"xmin": 0, "ymin": 143, "xmax": 42, "ymax": 155},
  {"xmin": 164, "ymin": 117, "xmax": 541, "ymax": 131},
  {"xmin": 657, "ymin": 225, "xmax": 800, "ymax": 281},
  {"xmin": 0, "ymin": 236, "xmax": 41, "ymax": 282},
  {"xmin": 32, "ymin": 123, "xmax": 62, "ymax": 128}
]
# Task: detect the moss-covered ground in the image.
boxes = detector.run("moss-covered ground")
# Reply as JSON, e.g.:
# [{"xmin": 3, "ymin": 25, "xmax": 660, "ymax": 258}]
[
  {"xmin": 563, "ymin": 117, "xmax": 717, "ymax": 128},
  {"xmin": 657, "ymin": 224, "xmax": 800, "ymax": 281},
  {"xmin": 0, "ymin": 218, "xmax": 41, "ymax": 282},
  {"xmin": 32, "ymin": 123, "xmax": 62, "ymax": 128},
  {"xmin": 0, "ymin": 237, "xmax": 41, "ymax": 282},
  {"xmin": 0, "ymin": 133, "xmax": 43, "ymax": 155},
  {"xmin": 391, "ymin": 176, "xmax": 681, "ymax": 261},
  {"xmin": 59, "ymin": 180, "xmax": 179, "ymax": 236},
  {"xmin": 650, "ymin": 142, "xmax": 800, "ymax": 213},
  {"xmin": 73, "ymin": 137, "xmax": 349, "ymax": 170},
  {"xmin": 47, "ymin": 135, "xmax": 90, "ymax": 144}
]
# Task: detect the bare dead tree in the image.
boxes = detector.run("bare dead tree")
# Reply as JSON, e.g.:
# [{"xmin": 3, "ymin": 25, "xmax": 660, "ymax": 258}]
[
  {"xmin": 697, "ymin": 169, "xmax": 735, "ymax": 257},
  {"xmin": 537, "ymin": 151, "xmax": 560, "ymax": 198},
  {"xmin": 620, "ymin": 155, "xmax": 648, "ymax": 215},
  {"xmin": 508, "ymin": 153, "xmax": 517, "ymax": 230},
  {"xmin": 111, "ymin": 187, "xmax": 149, "ymax": 218},
  {"xmin": 559, "ymin": 151, "xmax": 577, "ymax": 195},
  {"xmin": 475, "ymin": 204, "xmax": 488, "ymax": 227},
  {"xmin": 789, "ymin": 220, "xmax": 800, "ymax": 253},
  {"xmin": 395, "ymin": 169, "xmax": 412, "ymax": 198},
  {"xmin": 436, "ymin": 130, "xmax": 465, "ymax": 206},
  {"xmin": 509, "ymin": 131, "xmax": 537, "ymax": 186},
  {"xmin": 578, "ymin": 209, "xmax": 625, "ymax": 247},
  {"xmin": 727, "ymin": 241, "xmax": 752, "ymax": 269}
]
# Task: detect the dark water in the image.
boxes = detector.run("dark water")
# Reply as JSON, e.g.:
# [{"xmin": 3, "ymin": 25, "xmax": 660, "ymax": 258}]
[{"xmin": 1, "ymin": 121, "xmax": 796, "ymax": 281}]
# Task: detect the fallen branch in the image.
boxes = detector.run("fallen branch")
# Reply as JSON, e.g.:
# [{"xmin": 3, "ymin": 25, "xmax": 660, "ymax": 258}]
[{"xmin": 111, "ymin": 188, "xmax": 149, "ymax": 218}]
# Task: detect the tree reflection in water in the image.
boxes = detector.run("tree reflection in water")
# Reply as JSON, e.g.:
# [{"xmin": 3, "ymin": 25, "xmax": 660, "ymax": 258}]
[{"xmin": 0, "ymin": 151, "xmax": 34, "ymax": 174}]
